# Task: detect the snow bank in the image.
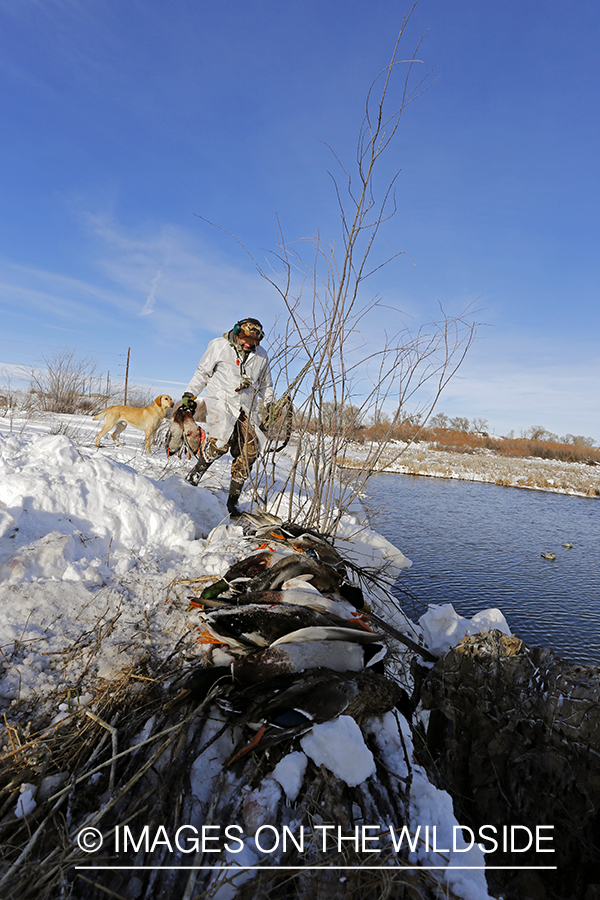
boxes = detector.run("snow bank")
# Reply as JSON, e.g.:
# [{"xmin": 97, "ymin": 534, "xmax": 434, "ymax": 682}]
[
  {"xmin": 419, "ymin": 603, "xmax": 511, "ymax": 656},
  {"xmin": 366, "ymin": 712, "xmax": 492, "ymax": 900},
  {"xmin": 0, "ymin": 433, "xmax": 212, "ymax": 582}
]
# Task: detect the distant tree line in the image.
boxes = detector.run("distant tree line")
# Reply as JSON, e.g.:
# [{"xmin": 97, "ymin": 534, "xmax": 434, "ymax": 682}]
[{"xmin": 296, "ymin": 403, "xmax": 597, "ymax": 449}]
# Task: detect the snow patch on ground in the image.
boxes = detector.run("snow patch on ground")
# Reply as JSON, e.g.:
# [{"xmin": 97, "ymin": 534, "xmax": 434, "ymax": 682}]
[{"xmin": 270, "ymin": 751, "xmax": 308, "ymax": 802}]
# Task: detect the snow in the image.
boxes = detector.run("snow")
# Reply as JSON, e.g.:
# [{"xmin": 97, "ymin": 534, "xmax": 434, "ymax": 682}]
[
  {"xmin": 189, "ymin": 711, "xmax": 242, "ymax": 823},
  {"xmin": 409, "ymin": 766, "xmax": 490, "ymax": 900},
  {"xmin": 242, "ymin": 778, "xmax": 282, "ymax": 834},
  {"xmin": 419, "ymin": 603, "xmax": 511, "ymax": 656},
  {"xmin": 364, "ymin": 710, "xmax": 411, "ymax": 781},
  {"xmin": 0, "ymin": 411, "xmax": 503, "ymax": 899},
  {"xmin": 209, "ymin": 845, "xmax": 261, "ymax": 900},
  {"xmin": 300, "ymin": 716, "xmax": 376, "ymax": 787},
  {"xmin": 270, "ymin": 751, "xmax": 308, "ymax": 802},
  {"xmin": 14, "ymin": 783, "xmax": 37, "ymax": 819},
  {"xmin": 365, "ymin": 711, "xmax": 492, "ymax": 900}
]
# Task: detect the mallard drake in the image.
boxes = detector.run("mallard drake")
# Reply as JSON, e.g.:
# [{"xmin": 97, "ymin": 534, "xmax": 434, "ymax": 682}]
[
  {"xmin": 223, "ymin": 673, "xmax": 358, "ymax": 764},
  {"xmin": 231, "ymin": 639, "xmax": 385, "ymax": 685},
  {"xmin": 270, "ymin": 625, "xmax": 379, "ymax": 646},
  {"xmin": 200, "ymin": 550, "xmax": 276, "ymax": 600},
  {"xmin": 239, "ymin": 510, "xmax": 284, "ymax": 531},
  {"xmin": 280, "ymin": 574, "xmax": 364, "ymax": 616},
  {"xmin": 197, "ymin": 603, "xmax": 379, "ymax": 650},
  {"xmin": 240, "ymin": 553, "xmax": 343, "ymax": 595},
  {"xmin": 541, "ymin": 552, "xmax": 557, "ymax": 560},
  {"xmin": 164, "ymin": 665, "xmax": 233, "ymax": 710},
  {"xmin": 224, "ymin": 670, "xmax": 408, "ymax": 765},
  {"xmin": 288, "ymin": 532, "xmax": 344, "ymax": 565},
  {"xmin": 198, "ymin": 584, "xmax": 369, "ymax": 631},
  {"xmin": 246, "ymin": 519, "xmax": 344, "ymax": 553},
  {"xmin": 562, "ymin": 542, "xmax": 573, "ymax": 549},
  {"xmin": 248, "ymin": 527, "xmax": 345, "ymax": 569}
]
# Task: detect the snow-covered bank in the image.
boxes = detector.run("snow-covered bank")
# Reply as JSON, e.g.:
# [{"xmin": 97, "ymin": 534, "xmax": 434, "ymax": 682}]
[
  {"xmin": 340, "ymin": 440, "xmax": 600, "ymax": 498},
  {"xmin": 0, "ymin": 413, "xmax": 509, "ymax": 899}
]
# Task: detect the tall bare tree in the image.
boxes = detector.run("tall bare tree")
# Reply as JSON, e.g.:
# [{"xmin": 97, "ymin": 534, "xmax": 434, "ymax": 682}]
[
  {"xmin": 200, "ymin": 5, "xmax": 477, "ymax": 531},
  {"xmin": 248, "ymin": 8, "xmax": 477, "ymax": 531}
]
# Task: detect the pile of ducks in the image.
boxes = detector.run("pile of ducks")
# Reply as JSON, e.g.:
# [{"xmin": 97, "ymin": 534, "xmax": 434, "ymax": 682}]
[{"xmin": 176, "ymin": 512, "xmax": 410, "ymax": 764}]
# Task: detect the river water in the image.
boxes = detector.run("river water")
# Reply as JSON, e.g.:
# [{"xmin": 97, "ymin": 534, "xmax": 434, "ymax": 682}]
[{"xmin": 363, "ymin": 473, "xmax": 600, "ymax": 666}]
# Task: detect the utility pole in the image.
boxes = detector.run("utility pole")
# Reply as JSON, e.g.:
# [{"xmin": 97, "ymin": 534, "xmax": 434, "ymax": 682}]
[{"xmin": 124, "ymin": 348, "xmax": 130, "ymax": 405}]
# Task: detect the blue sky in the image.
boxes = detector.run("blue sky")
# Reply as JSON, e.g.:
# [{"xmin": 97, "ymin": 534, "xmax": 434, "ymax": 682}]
[{"xmin": 1, "ymin": 0, "xmax": 599, "ymax": 440}]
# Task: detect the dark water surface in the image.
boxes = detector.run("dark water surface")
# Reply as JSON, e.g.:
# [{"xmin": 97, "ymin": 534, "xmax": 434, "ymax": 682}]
[{"xmin": 363, "ymin": 473, "xmax": 600, "ymax": 665}]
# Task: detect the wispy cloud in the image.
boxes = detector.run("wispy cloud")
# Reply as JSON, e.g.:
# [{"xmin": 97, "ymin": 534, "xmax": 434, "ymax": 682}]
[
  {"xmin": 141, "ymin": 268, "xmax": 162, "ymax": 316},
  {"xmin": 86, "ymin": 213, "xmax": 278, "ymax": 335},
  {"xmin": 434, "ymin": 337, "xmax": 600, "ymax": 440},
  {"xmin": 0, "ymin": 258, "xmax": 137, "ymax": 323},
  {"xmin": 1, "ymin": 210, "xmax": 597, "ymax": 440}
]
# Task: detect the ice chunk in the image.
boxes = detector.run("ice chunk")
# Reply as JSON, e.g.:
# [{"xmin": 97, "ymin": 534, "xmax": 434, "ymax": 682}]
[
  {"xmin": 15, "ymin": 783, "xmax": 37, "ymax": 819},
  {"xmin": 270, "ymin": 751, "xmax": 308, "ymax": 802},
  {"xmin": 301, "ymin": 716, "xmax": 375, "ymax": 786}
]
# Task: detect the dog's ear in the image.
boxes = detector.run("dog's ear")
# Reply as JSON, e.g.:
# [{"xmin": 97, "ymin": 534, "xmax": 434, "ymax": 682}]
[{"xmin": 154, "ymin": 396, "xmax": 162, "ymax": 406}]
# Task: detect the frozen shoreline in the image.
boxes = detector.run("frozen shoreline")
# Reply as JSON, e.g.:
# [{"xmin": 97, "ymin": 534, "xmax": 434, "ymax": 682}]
[
  {"xmin": 0, "ymin": 414, "xmax": 500, "ymax": 899},
  {"xmin": 339, "ymin": 440, "xmax": 600, "ymax": 498}
]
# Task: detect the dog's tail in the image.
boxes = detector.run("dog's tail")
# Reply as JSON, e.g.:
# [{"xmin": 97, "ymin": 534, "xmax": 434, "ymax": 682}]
[{"xmin": 93, "ymin": 410, "xmax": 108, "ymax": 422}]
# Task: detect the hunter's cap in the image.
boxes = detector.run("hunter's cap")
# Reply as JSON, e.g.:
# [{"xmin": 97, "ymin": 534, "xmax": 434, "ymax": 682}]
[{"xmin": 238, "ymin": 320, "xmax": 263, "ymax": 343}]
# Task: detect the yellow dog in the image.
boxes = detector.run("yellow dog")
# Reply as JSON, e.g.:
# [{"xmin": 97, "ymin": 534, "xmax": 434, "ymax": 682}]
[{"xmin": 94, "ymin": 395, "xmax": 174, "ymax": 452}]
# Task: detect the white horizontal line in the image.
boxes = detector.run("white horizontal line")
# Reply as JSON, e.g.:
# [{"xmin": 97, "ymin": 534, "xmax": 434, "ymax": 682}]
[{"xmin": 75, "ymin": 866, "xmax": 558, "ymax": 871}]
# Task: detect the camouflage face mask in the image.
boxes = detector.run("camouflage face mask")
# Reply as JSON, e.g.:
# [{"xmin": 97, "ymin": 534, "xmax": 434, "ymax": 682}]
[{"xmin": 238, "ymin": 322, "xmax": 262, "ymax": 343}]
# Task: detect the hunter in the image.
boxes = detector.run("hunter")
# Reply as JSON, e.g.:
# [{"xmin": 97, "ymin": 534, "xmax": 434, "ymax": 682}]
[{"xmin": 181, "ymin": 317, "xmax": 274, "ymax": 516}]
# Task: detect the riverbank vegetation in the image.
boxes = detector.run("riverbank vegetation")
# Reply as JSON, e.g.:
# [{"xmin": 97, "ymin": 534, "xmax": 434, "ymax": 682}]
[
  {"xmin": 359, "ymin": 421, "xmax": 600, "ymax": 466},
  {"xmin": 294, "ymin": 405, "xmax": 599, "ymax": 466},
  {"xmin": 338, "ymin": 438, "xmax": 600, "ymax": 497}
]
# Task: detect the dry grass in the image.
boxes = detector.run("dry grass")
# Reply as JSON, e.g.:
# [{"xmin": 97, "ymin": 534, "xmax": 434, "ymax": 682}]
[
  {"xmin": 0, "ymin": 655, "xmax": 452, "ymax": 900},
  {"xmin": 358, "ymin": 426, "xmax": 600, "ymax": 466}
]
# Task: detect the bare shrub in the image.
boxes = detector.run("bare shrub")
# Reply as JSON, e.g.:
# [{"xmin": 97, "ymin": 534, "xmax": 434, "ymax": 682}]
[
  {"xmin": 0, "ymin": 369, "xmax": 17, "ymax": 418},
  {"xmin": 23, "ymin": 350, "xmax": 109, "ymax": 415},
  {"xmin": 521, "ymin": 424, "xmax": 559, "ymax": 443},
  {"xmin": 429, "ymin": 411, "xmax": 449, "ymax": 429},
  {"xmin": 431, "ymin": 428, "xmax": 484, "ymax": 454},
  {"xmin": 120, "ymin": 387, "xmax": 158, "ymax": 409},
  {"xmin": 429, "ymin": 429, "xmax": 600, "ymax": 465},
  {"xmin": 562, "ymin": 433, "xmax": 597, "ymax": 448},
  {"xmin": 449, "ymin": 415, "xmax": 471, "ymax": 433}
]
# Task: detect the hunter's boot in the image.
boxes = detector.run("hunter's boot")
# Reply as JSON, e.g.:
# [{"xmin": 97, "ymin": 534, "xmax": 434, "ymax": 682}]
[
  {"xmin": 226, "ymin": 478, "xmax": 245, "ymax": 517},
  {"xmin": 185, "ymin": 456, "xmax": 212, "ymax": 486}
]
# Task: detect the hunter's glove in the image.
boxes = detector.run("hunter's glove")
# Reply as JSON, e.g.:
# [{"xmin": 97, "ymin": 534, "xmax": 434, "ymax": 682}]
[{"xmin": 234, "ymin": 376, "xmax": 251, "ymax": 393}]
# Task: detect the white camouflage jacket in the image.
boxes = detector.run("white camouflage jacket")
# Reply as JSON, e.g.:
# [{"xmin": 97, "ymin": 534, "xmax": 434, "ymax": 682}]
[{"xmin": 185, "ymin": 334, "xmax": 274, "ymax": 448}]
